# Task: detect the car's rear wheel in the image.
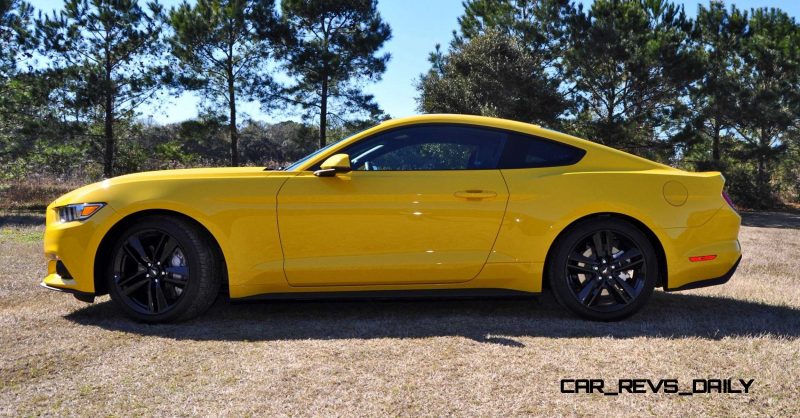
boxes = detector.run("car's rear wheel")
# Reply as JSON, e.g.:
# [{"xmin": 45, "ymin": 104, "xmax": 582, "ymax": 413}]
[
  {"xmin": 107, "ymin": 215, "xmax": 221, "ymax": 323},
  {"xmin": 548, "ymin": 217, "xmax": 657, "ymax": 321}
]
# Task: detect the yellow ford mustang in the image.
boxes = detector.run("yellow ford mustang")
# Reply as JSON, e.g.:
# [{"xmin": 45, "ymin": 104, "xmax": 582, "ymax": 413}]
[{"xmin": 42, "ymin": 114, "xmax": 741, "ymax": 322}]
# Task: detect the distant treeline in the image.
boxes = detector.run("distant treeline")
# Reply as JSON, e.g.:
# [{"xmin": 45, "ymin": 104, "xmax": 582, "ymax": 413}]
[{"xmin": 1, "ymin": 0, "xmax": 799, "ymax": 209}]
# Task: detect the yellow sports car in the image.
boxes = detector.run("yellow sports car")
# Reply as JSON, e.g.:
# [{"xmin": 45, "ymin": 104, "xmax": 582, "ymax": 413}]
[{"xmin": 42, "ymin": 114, "xmax": 741, "ymax": 322}]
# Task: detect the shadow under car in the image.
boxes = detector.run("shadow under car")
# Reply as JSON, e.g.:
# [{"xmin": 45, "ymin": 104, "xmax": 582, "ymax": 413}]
[{"xmin": 65, "ymin": 291, "xmax": 800, "ymax": 346}]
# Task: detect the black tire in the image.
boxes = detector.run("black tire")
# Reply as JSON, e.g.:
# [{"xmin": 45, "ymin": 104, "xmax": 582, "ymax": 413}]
[
  {"xmin": 106, "ymin": 215, "xmax": 221, "ymax": 323},
  {"xmin": 548, "ymin": 217, "xmax": 657, "ymax": 321}
]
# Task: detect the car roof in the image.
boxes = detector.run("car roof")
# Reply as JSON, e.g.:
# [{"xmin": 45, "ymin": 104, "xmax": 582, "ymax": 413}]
[{"xmin": 294, "ymin": 114, "xmax": 678, "ymax": 173}]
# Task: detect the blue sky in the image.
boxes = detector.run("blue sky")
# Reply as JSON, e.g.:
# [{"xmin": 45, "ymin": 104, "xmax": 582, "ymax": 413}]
[{"xmin": 30, "ymin": 0, "xmax": 800, "ymax": 124}]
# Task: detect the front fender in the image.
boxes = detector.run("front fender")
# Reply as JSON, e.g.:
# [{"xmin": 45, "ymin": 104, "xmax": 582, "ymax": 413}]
[{"xmin": 44, "ymin": 173, "xmax": 289, "ymax": 296}]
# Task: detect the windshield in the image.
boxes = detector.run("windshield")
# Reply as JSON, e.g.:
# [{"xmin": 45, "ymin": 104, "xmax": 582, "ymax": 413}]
[{"xmin": 283, "ymin": 128, "xmax": 370, "ymax": 171}]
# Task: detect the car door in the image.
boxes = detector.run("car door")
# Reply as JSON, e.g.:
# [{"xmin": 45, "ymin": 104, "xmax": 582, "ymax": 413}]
[{"xmin": 277, "ymin": 124, "xmax": 510, "ymax": 286}]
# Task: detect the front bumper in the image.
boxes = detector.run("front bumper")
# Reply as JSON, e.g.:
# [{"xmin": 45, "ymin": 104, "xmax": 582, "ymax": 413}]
[
  {"xmin": 40, "ymin": 282, "xmax": 95, "ymax": 303},
  {"xmin": 41, "ymin": 203, "xmax": 116, "ymax": 296}
]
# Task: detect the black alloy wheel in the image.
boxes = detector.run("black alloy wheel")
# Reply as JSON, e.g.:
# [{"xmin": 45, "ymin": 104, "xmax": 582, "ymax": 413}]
[
  {"xmin": 112, "ymin": 229, "xmax": 189, "ymax": 315},
  {"xmin": 549, "ymin": 218, "xmax": 657, "ymax": 321},
  {"xmin": 107, "ymin": 216, "xmax": 221, "ymax": 323}
]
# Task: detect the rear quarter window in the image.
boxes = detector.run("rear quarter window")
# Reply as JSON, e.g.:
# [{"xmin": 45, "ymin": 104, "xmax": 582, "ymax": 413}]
[{"xmin": 499, "ymin": 133, "xmax": 586, "ymax": 169}]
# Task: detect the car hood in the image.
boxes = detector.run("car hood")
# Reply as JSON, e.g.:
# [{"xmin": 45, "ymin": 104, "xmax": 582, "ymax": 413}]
[{"xmin": 49, "ymin": 167, "xmax": 292, "ymax": 208}]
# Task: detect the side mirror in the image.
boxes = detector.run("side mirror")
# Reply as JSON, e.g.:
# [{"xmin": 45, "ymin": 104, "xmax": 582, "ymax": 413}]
[{"xmin": 314, "ymin": 153, "xmax": 352, "ymax": 177}]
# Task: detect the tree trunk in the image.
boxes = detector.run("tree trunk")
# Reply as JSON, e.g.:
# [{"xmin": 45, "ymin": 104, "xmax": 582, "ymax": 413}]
[
  {"xmin": 712, "ymin": 126, "xmax": 721, "ymax": 165},
  {"xmin": 103, "ymin": 61, "xmax": 114, "ymax": 178},
  {"xmin": 228, "ymin": 70, "xmax": 238, "ymax": 167},
  {"xmin": 319, "ymin": 77, "xmax": 328, "ymax": 149},
  {"xmin": 755, "ymin": 130, "xmax": 771, "ymax": 207},
  {"xmin": 756, "ymin": 154, "xmax": 767, "ymax": 199}
]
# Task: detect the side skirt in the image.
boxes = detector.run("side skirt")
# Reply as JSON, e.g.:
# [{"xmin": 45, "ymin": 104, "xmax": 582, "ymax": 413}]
[{"xmin": 233, "ymin": 288, "xmax": 540, "ymax": 303}]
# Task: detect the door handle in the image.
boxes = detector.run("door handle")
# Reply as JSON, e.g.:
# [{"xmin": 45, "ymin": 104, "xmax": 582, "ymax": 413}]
[{"xmin": 454, "ymin": 190, "xmax": 498, "ymax": 200}]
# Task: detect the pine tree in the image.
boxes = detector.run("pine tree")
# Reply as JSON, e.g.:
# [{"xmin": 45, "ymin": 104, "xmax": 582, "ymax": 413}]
[
  {"xmin": 418, "ymin": 29, "xmax": 567, "ymax": 125},
  {"xmin": 1, "ymin": 0, "xmax": 34, "ymax": 78},
  {"xmin": 565, "ymin": 0, "xmax": 698, "ymax": 161},
  {"xmin": 684, "ymin": 2, "xmax": 747, "ymax": 170},
  {"xmin": 418, "ymin": 0, "xmax": 574, "ymax": 125},
  {"xmin": 37, "ymin": 0, "xmax": 166, "ymax": 177},
  {"xmin": 731, "ymin": 7, "xmax": 800, "ymax": 205},
  {"xmin": 456, "ymin": 0, "xmax": 574, "ymax": 66},
  {"xmin": 278, "ymin": 0, "xmax": 391, "ymax": 148},
  {"xmin": 168, "ymin": 0, "xmax": 282, "ymax": 167}
]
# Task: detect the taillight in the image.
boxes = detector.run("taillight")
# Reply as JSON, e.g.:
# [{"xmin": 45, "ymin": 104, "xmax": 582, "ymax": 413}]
[{"xmin": 722, "ymin": 191, "xmax": 737, "ymax": 212}]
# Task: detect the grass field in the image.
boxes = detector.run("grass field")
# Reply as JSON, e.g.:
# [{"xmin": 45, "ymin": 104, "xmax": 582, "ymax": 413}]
[{"xmin": 1, "ymin": 211, "xmax": 799, "ymax": 416}]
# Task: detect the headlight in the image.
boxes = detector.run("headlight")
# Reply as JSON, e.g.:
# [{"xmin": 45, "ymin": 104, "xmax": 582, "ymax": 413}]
[{"xmin": 57, "ymin": 203, "xmax": 105, "ymax": 223}]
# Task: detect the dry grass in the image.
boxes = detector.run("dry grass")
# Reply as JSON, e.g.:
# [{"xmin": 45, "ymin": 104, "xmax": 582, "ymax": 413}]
[
  {"xmin": 1, "ymin": 212, "xmax": 799, "ymax": 416},
  {"xmin": 0, "ymin": 178, "xmax": 85, "ymax": 211}
]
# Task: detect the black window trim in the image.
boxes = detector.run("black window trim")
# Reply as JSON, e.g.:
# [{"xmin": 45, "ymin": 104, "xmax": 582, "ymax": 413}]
[{"xmin": 307, "ymin": 123, "xmax": 587, "ymax": 172}]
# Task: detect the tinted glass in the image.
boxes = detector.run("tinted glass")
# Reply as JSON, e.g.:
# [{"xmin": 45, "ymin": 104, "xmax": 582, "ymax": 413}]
[
  {"xmin": 498, "ymin": 133, "xmax": 586, "ymax": 169},
  {"xmin": 285, "ymin": 128, "xmax": 369, "ymax": 171},
  {"xmin": 339, "ymin": 125, "xmax": 506, "ymax": 171}
]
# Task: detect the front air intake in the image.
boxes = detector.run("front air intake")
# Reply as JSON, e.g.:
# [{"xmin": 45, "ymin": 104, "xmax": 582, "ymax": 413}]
[{"xmin": 56, "ymin": 260, "xmax": 73, "ymax": 279}]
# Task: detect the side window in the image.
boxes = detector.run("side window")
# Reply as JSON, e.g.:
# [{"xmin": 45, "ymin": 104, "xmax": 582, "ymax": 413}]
[
  {"xmin": 498, "ymin": 133, "xmax": 586, "ymax": 169},
  {"xmin": 341, "ymin": 125, "xmax": 506, "ymax": 171}
]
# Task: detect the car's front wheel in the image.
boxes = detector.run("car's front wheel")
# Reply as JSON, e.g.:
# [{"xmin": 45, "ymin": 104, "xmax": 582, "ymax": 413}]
[
  {"xmin": 548, "ymin": 217, "xmax": 657, "ymax": 321},
  {"xmin": 107, "ymin": 215, "xmax": 221, "ymax": 323}
]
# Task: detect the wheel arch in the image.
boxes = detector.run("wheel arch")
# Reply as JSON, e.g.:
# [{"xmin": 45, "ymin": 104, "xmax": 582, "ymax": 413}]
[
  {"xmin": 542, "ymin": 212, "xmax": 668, "ymax": 290},
  {"xmin": 93, "ymin": 209, "xmax": 228, "ymax": 296}
]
